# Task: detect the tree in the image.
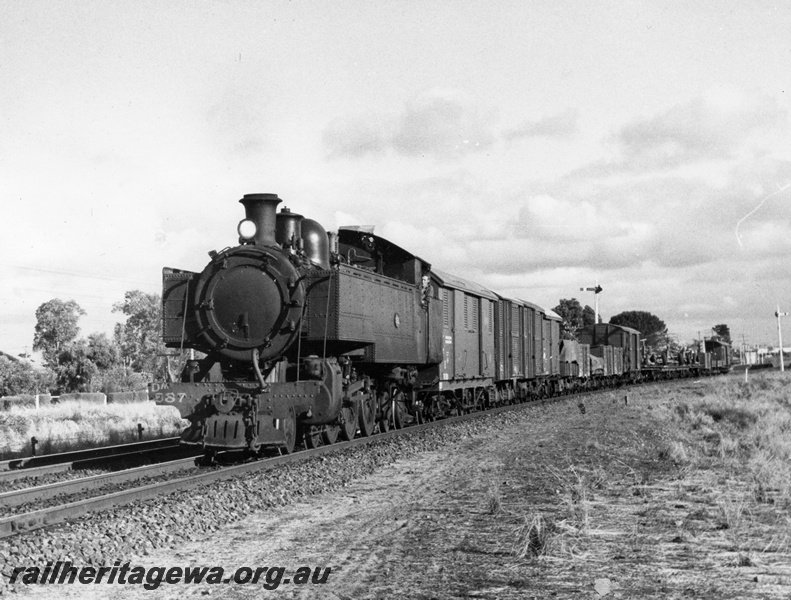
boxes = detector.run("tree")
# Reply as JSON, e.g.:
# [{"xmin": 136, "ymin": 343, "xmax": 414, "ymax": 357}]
[
  {"xmin": 33, "ymin": 299, "xmax": 86, "ymax": 368},
  {"xmin": 713, "ymin": 324, "xmax": 732, "ymax": 345},
  {"xmin": 86, "ymin": 332, "xmax": 120, "ymax": 370},
  {"xmin": 94, "ymin": 366, "xmax": 152, "ymax": 394},
  {"xmin": 610, "ymin": 310, "xmax": 666, "ymax": 336},
  {"xmin": 1, "ymin": 356, "xmax": 35, "ymax": 396},
  {"xmin": 50, "ymin": 335, "xmax": 123, "ymax": 393},
  {"xmin": 553, "ymin": 298, "xmax": 584, "ymax": 340},
  {"xmin": 0, "ymin": 357, "xmax": 56, "ymax": 396},
  {"xmin": 610, "ymin": 310, "xmax": 667, "ymax": 351},
  {"xmin": 54, "ymin": 339, "xmax": 98, "ymax": 393},
  {"xmin": 83, "ymin": 332, "xmax": 147, "ymax": 393},
  {"xmin": 582, "ymin": 305, "xmax": 598, "ymax": 326},
  {"xmin": 113, "ymin": 290, "xmax": 164, "ymax": 378}
]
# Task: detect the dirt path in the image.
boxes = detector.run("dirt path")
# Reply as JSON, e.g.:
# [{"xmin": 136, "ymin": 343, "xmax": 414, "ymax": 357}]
[{"xmin": 14, "ymin": 386, "xmax": 791, "ymax": 599}]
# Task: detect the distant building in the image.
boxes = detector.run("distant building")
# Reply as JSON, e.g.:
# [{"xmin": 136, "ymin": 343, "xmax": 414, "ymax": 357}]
[
  {"xmin": 769, "ymin": 348, "xmax": 791, "ymax": 369},
  {"xmin": 742, "ymin": 349, "xmax": 759, "ymax": 365}
]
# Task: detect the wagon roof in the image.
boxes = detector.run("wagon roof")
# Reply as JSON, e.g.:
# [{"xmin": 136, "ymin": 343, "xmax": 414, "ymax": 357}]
[
  {"xmin": 518, "ymin": 299, "xmax": 547, "ymax": 314},
  {"xmin": 431, "ymin": 269, "xmax": 498, "ymax": 300},
  {"xmin": 491, "ymin": 296, "xmax": 550, "ymax": 314},
  {"xmin": 543, "ymin": 308, "xmax": 563, "ymax": 321},
  {"xmin": 580, "ymin": 323, "xmax": 642, "ymax": 336}
]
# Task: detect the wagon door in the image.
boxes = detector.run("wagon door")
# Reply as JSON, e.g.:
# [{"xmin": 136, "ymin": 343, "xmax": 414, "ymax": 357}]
[
  {"xmin": 511, "ymin": 303, "xmax": 522, "ymax": 378},
  {"xmin": 523, "ymin": 304, "xmax": 535, "ymax": 379},
  {"xmin": 480, "ymin": 298, "xmax": 494, "ymax": 377},
  {"xmin": 464, "ymin": 293, "xmax": 481, "ymax": 378},
  {"xmin": 494, "ymin": 299, "xmax": 505, "ymax": 380},
  {"xmin": 441, "ymin": 287, "xmax": 455, "ymax": 380},
  {"xmin": 454, "ymin": 291, "xmax": 468, "ymax": 377}
]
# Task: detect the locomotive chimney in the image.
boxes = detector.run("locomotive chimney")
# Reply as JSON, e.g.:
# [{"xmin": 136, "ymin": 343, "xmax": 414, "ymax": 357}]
[{"xmin": 239, "ymin": 193, "xmax": 281, "ymax": 246}]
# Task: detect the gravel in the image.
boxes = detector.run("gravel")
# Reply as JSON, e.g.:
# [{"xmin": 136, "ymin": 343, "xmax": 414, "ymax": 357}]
[
  {"xmin": 0, "ymin": 408, "xmax": 529, "ymax": 594},
  {"xmin": 0, "ymin": 469, "xmax": 107, "ymax": 495},
  {"xmin": 0, "ymin": 467, "xmax": 207, "ymax": 518}
]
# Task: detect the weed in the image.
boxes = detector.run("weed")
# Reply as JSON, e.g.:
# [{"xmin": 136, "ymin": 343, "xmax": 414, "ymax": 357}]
[
  {"xmin": 736, "ymin": 553, "xmax": 754, "ymax": 567},
  {"xmin": 549, "ymin": 465, "xmax": 592, "ymax": 533},
  {"xmin": 716, "ymin": 492, "xmax": 750, "ymax": 534},
  {"xmin": 761, "ymin": 526, "xmax": 791, "ymax": 554},
  {"xmin": 659, "ymin": 440, "xmax": 691, "ymax": 464},
  {"xmin": 589, "ymin": 465, "xmax": 608, "ymax": 490},
  {"xmin": 485, "ymin": 479, "xmax": 502, "ymax": 515},
  {"xmin": 703, "ymin": 405, "xmax": 758, "ymax": 430},
  {"xmin": 513, "ymin": 513, "xmax": 557, "ymax": 559}
]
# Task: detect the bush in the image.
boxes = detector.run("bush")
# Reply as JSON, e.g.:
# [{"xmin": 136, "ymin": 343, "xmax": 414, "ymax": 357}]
[
  {"xmin": 94, "ymin": 367, "xmax": 152, "ymax": 394},
  {"xmin": 0, "ymin": 395, "xmax": 37, "ymax": 410},
  {"xmin": 702, "ymin": 405, "xmax": 758, "ymax": 429}
]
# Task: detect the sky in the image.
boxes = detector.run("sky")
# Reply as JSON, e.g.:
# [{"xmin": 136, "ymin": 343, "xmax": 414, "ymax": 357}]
[{"xmin": 1, "ymin": 1, "xmax": 790, "ymax": 362}]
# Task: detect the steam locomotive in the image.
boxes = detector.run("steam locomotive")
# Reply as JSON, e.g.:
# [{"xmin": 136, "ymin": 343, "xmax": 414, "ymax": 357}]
[{"xmin": 150, "ymin": 193, "xmax": 731, "ymax": 457}]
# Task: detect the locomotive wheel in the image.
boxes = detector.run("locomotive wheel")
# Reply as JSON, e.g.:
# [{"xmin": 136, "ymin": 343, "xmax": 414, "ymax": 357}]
[
  {"xmin": 377, "ymin": 391, "xmax": 391, "ymax": 433},
  {"xmin": 358, "ymin": 393, "xmax": 376, "ymax": 437},
  {"xmin": 280, "ymin": 408, "xmax": 296, "ymax": 455},
  {"xmin": 302, "ymin": 425, "xmax": 322, "ymax": 449},
  {"xmin": 339, "ymin": 401, "xmax": 359, "ymax": 442},
  {"xmin": 393, "ymin": 389, "xmax": 408, "ymax": 429},
  {"xmin": 322, "ymin": 423, "xmax": 340, "ymax": 445}
]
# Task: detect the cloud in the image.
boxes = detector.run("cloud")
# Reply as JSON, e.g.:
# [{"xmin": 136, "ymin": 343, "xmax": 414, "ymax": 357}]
[
  {"xmin": 616, "ymin": 92, "xmax": 787, "ymax": 170},
  {"xmin": 323, "ymin": 116, "xmax": 392, "ymax": 159},
  {"xmin": 503, "ymin": 193, "xmax": 659, "ymax": 269},
  {"xmin": 563, "ymin": 91, "xmax": 790, "ymax": 183},
  {"xmin": 504, "ymin": 109, "xmax": 579, "ymax": 141},
  {"xmin": 392, "ymin": 89, "xmax": 496, "ymax": 157},
  {"xmin": 204, "ymin": 67, "xmax": 274, "ymax": 158},
  {"xmin": 515, "ymin": 195, "xmax": 614, "ymax": 241},
  {"xmin": 736, "ymin": 219, "xmax": 791, "ymax": 255},
  {"xmin": 322, "ymin": 88, "xmax": 496, "ymax": 160},
  {"xmin": 323, "ymin": 92, "xmax": 586, "ymax": 162}
]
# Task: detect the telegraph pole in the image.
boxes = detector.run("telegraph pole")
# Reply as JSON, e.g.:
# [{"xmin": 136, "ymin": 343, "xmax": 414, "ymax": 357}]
[
  {"xmin": 776, "ymin": 306, "xmax": 788, "ymax": 372},
  {"xmin": 580, "ymin": 281, "xmax": 603, "ymax": 324}
]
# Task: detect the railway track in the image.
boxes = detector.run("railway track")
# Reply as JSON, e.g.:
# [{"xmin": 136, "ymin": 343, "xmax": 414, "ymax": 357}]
[
  {"xmin": 0, "ymin": 380, "xmax": 687, "ymax": 540},
  {"xmin": 1, "ymin": 392, "xmax": 572, "ymax": 538},
  {"xmin": 0, "ymin": 437, "xmax": 196, "ymax": 484},
  {"xmin": 0, "ymin": 455, "xmax": 201, "ymax": 510}
]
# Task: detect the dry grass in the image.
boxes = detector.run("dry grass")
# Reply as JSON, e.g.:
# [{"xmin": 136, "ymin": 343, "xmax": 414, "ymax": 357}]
[
  {"xmin": 509, "ymin": 462, "xmax": 602, "ymax": 563},
  {"xmin": 0, "ymin": 400, "xmax": 186, "ymax": 458},
  {"xmin": 485, "ymin": 478, "xmax": 503, "ymax": 515},
  {"xmin": 657, "ymin": 371, "xmax": 791, "ymax": 572},
  {"xmin": 548, "ymin": 464, "xmax": 593, "ymax": 534},
  {"xmin": 671, "ymin": 372, "xmax": 791, "ymax": 505},
  {"xmin": 513, "ymin": 512, "xmax": 558, "ymax": 560},
  {"xmin": 513, "ymin": 372, "xmax": 791, "ymax": 572},
  {"xmin": 715, "ymin": 491, "xmax": 751, "ymax": 531}
]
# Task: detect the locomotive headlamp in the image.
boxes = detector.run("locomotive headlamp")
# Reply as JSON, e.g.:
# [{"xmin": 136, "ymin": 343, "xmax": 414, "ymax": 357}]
[{"xmin": 237, "ymin": 219, "xmax": 257, "ymax": 240}]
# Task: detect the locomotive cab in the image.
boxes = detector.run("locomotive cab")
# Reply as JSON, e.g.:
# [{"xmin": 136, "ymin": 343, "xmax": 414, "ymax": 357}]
[{"xmin": 337, "ymin": 227, "xmax": 426, "ymax": 285}]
